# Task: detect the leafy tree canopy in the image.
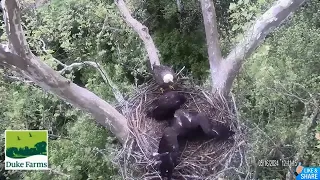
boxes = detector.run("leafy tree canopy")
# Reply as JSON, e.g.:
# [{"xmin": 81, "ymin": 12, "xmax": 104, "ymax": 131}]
[{"xmin": 0, "ymin": 0, "xmax": 319, "ymax": 179}]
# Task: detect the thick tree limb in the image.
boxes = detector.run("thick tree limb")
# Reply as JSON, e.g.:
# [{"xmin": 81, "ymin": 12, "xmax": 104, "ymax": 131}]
[
  {"xmin": 0, "ymin": 0, "xmax": 129, "ymax": 144},
  {"xmin": 211, "ymin": 0, "xmax": 306, "ymax": 95},
  {"xmin": 200, "ymin": 0, "xmax": 223, "ymax": 94},
  {"xmin": 115, "ymin": 0, "xmax": 160, "ymax": 68}
]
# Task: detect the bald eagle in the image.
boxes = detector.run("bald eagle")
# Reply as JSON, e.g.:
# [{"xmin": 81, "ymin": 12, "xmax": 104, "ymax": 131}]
[
  {"xmin": 146, "ymin": 91, "xmax": 187, "ymax": 121},
  {"xmin": 152, "ymin": 127, "xmax": 179, "ymax": 180},
  {"xmin": 151, "ymin": 64, "xmax": 176, "ymax": 93},
  {"xmin": 171, "ymin": 109, "xmax": 235, "ymax": 140}
]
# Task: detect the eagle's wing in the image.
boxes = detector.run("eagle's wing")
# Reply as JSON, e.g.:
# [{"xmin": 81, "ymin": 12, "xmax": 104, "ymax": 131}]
[
  {"xmin": 160, "ymin": 128, "xmax": 179, "ymax": 151},
  {"xmin": 211, "ymin": 123, "xmax": 235, "ymax": 140},
  {"xmin": 158, "ymin": 129, "xmax": 174, "ymax": 153},
  {"xmin": 146, "ymin": 60, "xmax": 153, "ymax": 74},
  {"xmin": 152, "ymin": 65, "xmax": 165, "ymax": 85},
  {"xmin": 157, "ymin": 93, "xmax": 172, "ymax": 104}
]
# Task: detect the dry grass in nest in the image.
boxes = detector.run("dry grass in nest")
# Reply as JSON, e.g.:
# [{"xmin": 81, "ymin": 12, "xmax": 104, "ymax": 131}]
[{"xmin": 115, "ymin": 78, "xmax": 248, "ymax": 180}]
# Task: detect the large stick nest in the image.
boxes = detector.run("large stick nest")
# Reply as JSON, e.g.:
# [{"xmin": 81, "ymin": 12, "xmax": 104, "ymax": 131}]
[{"xmin": 115, "ymin": 77, "xmax": 248, "ymax": 180}]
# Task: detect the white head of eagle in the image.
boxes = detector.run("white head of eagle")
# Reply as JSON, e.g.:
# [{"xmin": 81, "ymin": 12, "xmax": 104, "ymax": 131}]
[{"xmin": 163, "ymin": 74, "xmax": 174, "ymax": 83}]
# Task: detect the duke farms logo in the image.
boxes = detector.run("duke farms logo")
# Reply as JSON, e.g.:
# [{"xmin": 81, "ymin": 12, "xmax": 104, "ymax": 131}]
[{"xmin": 5, "ymin": 130, "xmax": 49, "ymax": 170}]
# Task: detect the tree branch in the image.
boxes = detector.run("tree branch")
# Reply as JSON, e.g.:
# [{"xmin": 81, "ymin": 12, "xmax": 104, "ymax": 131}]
[
  {"xmin": 115, "ymin": 0, "xmax": 160, "ymax": 68},
  {"xmin": 212, "ymin": 0, "xmax": 306, "ymax": 95},
  {"xmin": 200, "ymin": 0, "xmax": 223, "ymax": 94},
  {"xmin": 38, "ymin": 38, "xmax": 67, "ymax": 67},
  {"xmin": 94, "ymin": 14, "xmax": 127, "ymax": 105},
  {"xmin": 59, "ymin": 61, "xmax": 126, "ymax": 104},
  {"xmin": 176, "ymin": 0, "xmax": 182, "ymax": 13},
  {"xmin": 0, "ymin": 0, "xmax": 129, "ymax": 144}
]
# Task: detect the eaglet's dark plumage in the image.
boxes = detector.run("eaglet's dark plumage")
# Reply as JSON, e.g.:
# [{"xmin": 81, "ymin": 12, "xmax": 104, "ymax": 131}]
[
  {"xmin": 170, "ymin": 109, "xmax": 235, "ymax": 140},
  {"xmin": 146, "ymin": 91, "xmax": 187, "ymax": 121},
  {"xmin": 154, "ymin": 127, "xmax": 179, "ymax": 180}
]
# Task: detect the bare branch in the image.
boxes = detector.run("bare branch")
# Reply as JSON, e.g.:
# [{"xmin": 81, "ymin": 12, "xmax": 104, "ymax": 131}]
[
  {"xmin": 38, "ymin": 22, "xmax": 126, "ymax": 105},
  {"xmin": 59, "ymin": 61, "xmax": 126, "ymax": 104},
  {"xmin": 58, "ymin": 60, "xmax": 86, "ymax": 74},
  {"xmin": 213, "ymin": 0, "xmax": 306, "ymax": 95},
  {"xmin": 97, "ymin": 14, "xmax": 110, "ymax": 42},
  {"xmin": 0, "ymin": 0, "xmax": 130, "ymax": 144},
  {"xmin": 176, "ymin": 0, "xmax": 182, "ymax": 13},
  {"xmin": 115, "ymin": 0, "xmax": 160, "ymax": 68},
  {"xmin": 200, "ymin": 0, "xmax": 223, "ymax": 94},
  {"xmin": 38, "ymin": 39, "xmax": 66, "ymax": 67},
  {"xmin": 94, "ymin": 15, "xmax": 127, "ymax": 104}
]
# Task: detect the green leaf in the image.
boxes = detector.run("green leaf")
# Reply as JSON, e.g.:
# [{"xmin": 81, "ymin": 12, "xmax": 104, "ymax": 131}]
[{"xmin": 98, "ymin": 50, "xmax": 106, "ymax": 56}]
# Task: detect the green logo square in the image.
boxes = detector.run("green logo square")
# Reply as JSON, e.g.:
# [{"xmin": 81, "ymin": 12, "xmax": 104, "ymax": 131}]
[{"xmin": 5, "ymin": 130, "xmax": 49, "ymax": 170}]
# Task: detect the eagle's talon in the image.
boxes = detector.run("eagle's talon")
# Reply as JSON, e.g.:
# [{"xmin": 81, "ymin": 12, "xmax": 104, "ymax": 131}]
[
  {"xmin": 160, "ymin": 88, "xmax": 165, "ymax": 94},
  {"xmin": 169, "ymin": 85, "xmax": 175, "ymax": 90}
]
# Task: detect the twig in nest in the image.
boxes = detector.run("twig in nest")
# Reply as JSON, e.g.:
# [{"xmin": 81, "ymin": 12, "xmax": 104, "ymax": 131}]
[{"xmin": 176, "ymin": 66, "xmax": 185, "ymax": 76}]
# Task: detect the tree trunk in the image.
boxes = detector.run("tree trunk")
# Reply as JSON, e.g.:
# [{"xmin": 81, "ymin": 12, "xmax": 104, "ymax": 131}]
[
  {"xmin": 200, "ymin": 0, "xmax": 224, "ymax": 96},
  {"xmin": 200, "ymin": 0, "xmax": 306, "ymax": 96}
]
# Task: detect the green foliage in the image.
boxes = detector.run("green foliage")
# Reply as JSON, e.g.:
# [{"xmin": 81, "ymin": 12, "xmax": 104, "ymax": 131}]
[
  {"xmin": 233, "ymin": 0, "xmax": 320, "ymax": 178},
  {"xmin": 133, "ymin": 0, "xmax": 237, "ymax": 81},
  {"xmin": 0, "ymin": 74, "xmax": 120, "ymax": 178},
  {"xmin": 154, "ymin": 29, "xmax": 209, "ymax": 80},
  {"xmin": 228, "ymin": 0, "xmax": 273, "ymax": 43},
  {"xmin": 23, "ymin": 0, "xmax": 145, "ymax": 99},
  {"xmin": 22, "ymin": 119, "xmax": 120, "ymax": 180}
]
